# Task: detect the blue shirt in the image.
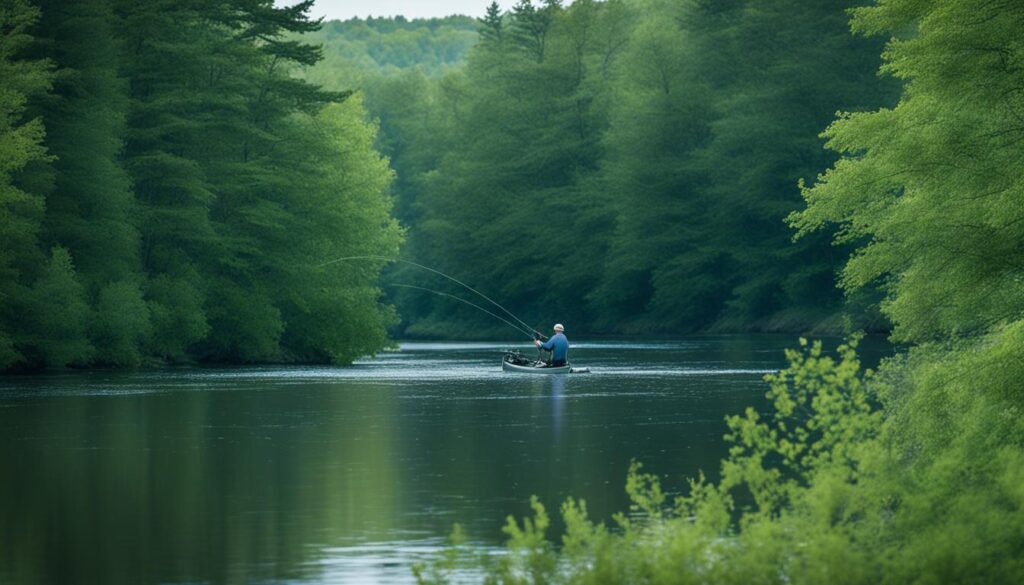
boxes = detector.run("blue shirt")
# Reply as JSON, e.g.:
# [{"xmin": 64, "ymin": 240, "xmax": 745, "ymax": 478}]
[{"xmin": 539, "ymin": 332, "xmax": 569, "ymax": 362}]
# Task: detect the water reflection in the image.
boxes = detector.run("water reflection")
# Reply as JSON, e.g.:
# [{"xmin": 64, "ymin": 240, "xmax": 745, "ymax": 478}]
[
  {"xmin": 551, "ymin": 375, "xmax": 567, "ymax": 443},
  {"xmin": 0, "ymin": 336, "xmax": 890, "ymax": 584}
]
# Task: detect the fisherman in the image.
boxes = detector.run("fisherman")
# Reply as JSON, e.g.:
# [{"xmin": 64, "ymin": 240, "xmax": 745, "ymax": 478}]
[{"xmin": 534, "ymin": 323, "xmax": 569, "ymax": 367}]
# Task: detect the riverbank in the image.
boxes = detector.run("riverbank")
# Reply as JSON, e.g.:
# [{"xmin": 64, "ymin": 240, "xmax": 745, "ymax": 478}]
[{"xmin": 395, "ymin": 309, "xmax": 891, "ymax": 342}]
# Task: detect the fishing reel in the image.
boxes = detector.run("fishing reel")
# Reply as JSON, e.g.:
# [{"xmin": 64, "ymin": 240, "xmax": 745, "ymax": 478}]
[
  {"xmin": 505, "ymin": 349, "xmax": 532, "ymax": 366},
  {"xmin": 533, "ymin": 331, "xmax": 548, "ymax": 341}
]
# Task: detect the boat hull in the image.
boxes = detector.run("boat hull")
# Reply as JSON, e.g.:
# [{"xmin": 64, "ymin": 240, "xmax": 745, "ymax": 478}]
[{"xmin": 501, "ymin": 360, "xmax": 587, "ymax": 374}]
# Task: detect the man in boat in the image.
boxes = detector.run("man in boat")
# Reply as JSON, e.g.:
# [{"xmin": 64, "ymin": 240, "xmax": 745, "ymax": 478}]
[{"xmin": 534, "ymin": 323, "xmax": 569, "ymax": 367}]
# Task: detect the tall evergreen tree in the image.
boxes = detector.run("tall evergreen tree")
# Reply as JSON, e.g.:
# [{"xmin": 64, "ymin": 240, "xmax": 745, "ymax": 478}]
[
  {"xmin": 194, "ymin": 0, "xmax": 348, "ymax": 362},
  {"xmin": 479, "ymin": 2, "xmax": 504, "ymax": 46},
  {"xmin": 588, "ymin": 1, "xmax": 719, "ymax": 331},
  {"xmin": 113, "ymin": 0, "xmax": 369, "ymax": 363},
  {"xmin": 510, "ymin": 0, "xmax": 559, "ymax": 62},
  {"xmin": 115, "ymin": 0, "xmax": 220, "ymax": 361},
  {"xmin": 0, "ymin": 0, "xmax": 52, "ymax": 368},
  {"xmin": 31, "ymin": 0, "xmax": 150, "ymax": 365}
]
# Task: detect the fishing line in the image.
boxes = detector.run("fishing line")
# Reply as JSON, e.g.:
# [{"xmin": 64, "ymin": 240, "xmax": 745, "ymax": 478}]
[
  {"xmin": 317, "ymin": 255, "xmax": 537, "ymax": 335},
  {"xmin": 388, "ymin": 284, "xmax": 535, "ymax": 340}
]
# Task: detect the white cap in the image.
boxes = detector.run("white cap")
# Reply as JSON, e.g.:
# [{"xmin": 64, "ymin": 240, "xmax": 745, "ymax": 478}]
[{"xmin": 553, "ymin": 323, "xmax": 564, "ymax": 332}]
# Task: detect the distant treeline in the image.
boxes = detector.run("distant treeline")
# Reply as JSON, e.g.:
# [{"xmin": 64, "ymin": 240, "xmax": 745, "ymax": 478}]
[
  {"xmin": 306, "ymin": 1, "xmax": 898, "ymax": 338},
  {"xmin": 0, "ymin": 0, "xmax": 401, "ymax": 371},
  {"xmin": 303, "ymin": 15, "xmax": 480, "ymax": 78}
]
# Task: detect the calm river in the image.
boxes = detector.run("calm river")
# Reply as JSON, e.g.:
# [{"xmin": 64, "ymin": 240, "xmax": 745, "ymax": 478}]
[{"xmin": 0, "ymin": 336, "xmax": 889, "ymax": 584}]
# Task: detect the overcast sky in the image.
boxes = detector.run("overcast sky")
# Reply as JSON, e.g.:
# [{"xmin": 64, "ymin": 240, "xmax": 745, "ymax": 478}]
[{"xmin": 277, "ymin": 1, "xmax": 520, "ymax": 20}]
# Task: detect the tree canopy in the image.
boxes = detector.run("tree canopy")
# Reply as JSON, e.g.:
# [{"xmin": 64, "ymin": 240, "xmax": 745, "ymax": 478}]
[{"xmin": 306, "ymin": 0, "xmax": 896, "ymax": 338}]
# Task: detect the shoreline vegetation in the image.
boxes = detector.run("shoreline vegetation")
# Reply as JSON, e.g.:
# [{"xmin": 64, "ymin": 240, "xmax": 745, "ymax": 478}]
[{"xmin": 397, "ymin": 309, "xmax": 888, "ymax": 342}]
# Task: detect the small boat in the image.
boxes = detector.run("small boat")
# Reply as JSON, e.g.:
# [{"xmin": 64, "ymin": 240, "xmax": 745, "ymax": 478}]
[{"xmin": 502, "ymin": 350, "xmax": 590, "ymax": 374}]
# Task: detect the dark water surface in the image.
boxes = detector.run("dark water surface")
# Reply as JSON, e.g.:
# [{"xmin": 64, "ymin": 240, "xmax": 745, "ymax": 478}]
[{"xmin": 0, "ymin": 336, "xmax": 889, "ymax": 584}]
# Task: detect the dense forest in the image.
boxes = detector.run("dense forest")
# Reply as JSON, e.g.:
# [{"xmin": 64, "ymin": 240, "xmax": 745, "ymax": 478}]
[
  {"xmin": 304, "ymin": 0, "xmax": 898, "ymax": 338},
  {"xmin": 0, "ymin": 0, "xmax": 907, "ymax": 371},
  {"xmin": 404, "ymin": 0, "xmax": 1024, "ymax": 583},
  {"xmin": 0, "ymin": 0, "xmax": 400, "ymax": 371}
]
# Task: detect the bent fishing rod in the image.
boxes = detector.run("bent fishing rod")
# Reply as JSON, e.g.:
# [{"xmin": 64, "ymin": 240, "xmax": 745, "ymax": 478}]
[
  {"xmin": 317, "ymin": 255, "xmax": 539, "ymax": 337},
  {"xmin": 388, "ymin": 284, "xmax": 539, "ymax": 341}
]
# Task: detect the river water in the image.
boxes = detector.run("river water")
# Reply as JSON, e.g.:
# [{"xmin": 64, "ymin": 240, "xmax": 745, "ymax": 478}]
[{"xmin": 0, "ymin": 336, "xmax": 889, "ymax": 584}]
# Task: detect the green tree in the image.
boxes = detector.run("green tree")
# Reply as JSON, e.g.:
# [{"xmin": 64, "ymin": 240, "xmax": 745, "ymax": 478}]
[
  {"xmin": 28, "ymin": 247, "xmax": 92, "ymax": 367},
  {"xmin": 111, "ymin": 0, "xmax": 396, "ymax": 365},
  {"xmin": 145, "ymin": 272, "xmax": 208, "ymax": 363},
  {"xmin": 192, "ymin": 0, "xmax": 347, "ymax": 362},
  {"xmin": 30, "ymin": 0, "xmax": 151, "ymax": 365},
  {"xmin": 587, "ymin": 0, "xmax": 719, "ymax": 331},
  {"xmin": 275, "ymin": 97, "xmax": 402, "ymax": 364},
  {"xmin": 791, "ymin": 0, "xmax": 1024, "ymax": 344},
  {"xmin": 91, "ymin": 280, "xmax": 151, "ymax": 366},
  {"xmin": 510, "ymin": 0, "xmax": 560, "ymax": 62},
  {"xmin": 0, "ymin": 0, "xmax": 52, "ymax": 369},
  {"xmin": 115, "ymin": 0, "xmax": 224, "ymax": 360},
  {"xmin": 479, "ymin": 2, "xmax": 504, "ymax": 46}
]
